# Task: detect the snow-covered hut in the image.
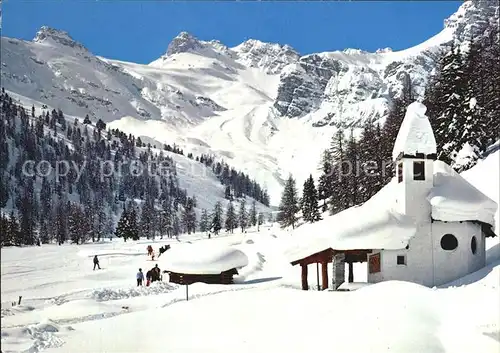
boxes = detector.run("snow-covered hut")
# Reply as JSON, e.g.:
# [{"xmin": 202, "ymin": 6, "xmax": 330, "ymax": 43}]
[
  {"xmin": 286, "ymin": 102, "xmax": 497, "ymax": 289},
  {"xmin": 161, "ymin": 243, "xmax": 249, "ymax": 285}
]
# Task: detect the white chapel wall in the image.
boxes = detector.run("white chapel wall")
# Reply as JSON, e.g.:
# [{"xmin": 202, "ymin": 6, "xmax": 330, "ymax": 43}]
[{"xmin": 431, "ymin": 221, "xmax": 485, "ymax": 286}]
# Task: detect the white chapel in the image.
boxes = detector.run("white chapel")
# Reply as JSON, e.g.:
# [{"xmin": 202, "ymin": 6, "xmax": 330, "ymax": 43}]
[{"xmin": 286, "ymin": 102, "xmax": 498, "ymax": 289}]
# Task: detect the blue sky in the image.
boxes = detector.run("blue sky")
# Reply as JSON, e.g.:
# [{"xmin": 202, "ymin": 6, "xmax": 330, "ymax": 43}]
[{"xmin": 2, "ymin": 1, "xmax": 461, "ymax": 64}]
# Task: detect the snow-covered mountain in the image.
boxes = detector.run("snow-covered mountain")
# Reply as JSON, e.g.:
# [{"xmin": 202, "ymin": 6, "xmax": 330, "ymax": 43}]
[{"xmin": 1, "ymin": 0, "xmax": 497, "ymax": 204}]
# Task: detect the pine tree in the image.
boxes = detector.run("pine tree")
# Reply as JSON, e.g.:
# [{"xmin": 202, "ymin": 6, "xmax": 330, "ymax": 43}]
[
  {"xmin": 105, "ymin": 209, "xmax": 115, "ymax": 240},
  {"xmin": 317, "ymin": 150, "xmax": 332, "ymax": 212},
  {"xmin": 250, "ymin": 200, "xmax": 257, "ymax": 227},
  {"xmin": 128, "ymin": 204, "xmax": 140, "ymax": 241},
  {"xmin": 0, "ymin": 174, "xmax": 9, "ymax": 209},
  {"xmin": 68, "ymin": 203, "xmax": 85, "ymax": 244},
  {"xmin": 139, "ymin": 199, "xmax": 155, "ymax": 239},
  {"xmin": 224, "ymin": 185, "xmax": 232, "ymax": 200},
  {"xmin": 96, "ymin": 119, "xmax": 106, "ymax": 132},
  {"xmin": 238, "ymin": 199, "xmax": 248, "ymax": 232},
  {"xmin": 199, "ymin": 209, "xmax": 209, "ymax": 233},
  {"xmin": 7, "ymin": 211, "xmax": 20, "ymax": 246},
  {"xmin": 93, "ymin": 196, "xmax": 106, "ymax": 242},
  {"xmin": 345, "ymin": 129, "xmax": 360, "ymax": 207},
  {"xmin": 328, "ymin": 129, "xmax": 348, "ymax": 213},
  {"xmin": 39, "ymin": 220, "xmax": 51, "ymax": 245},
  {"xmin": 257, "ymin": 212, "xmax": 264, "ymax": 231},
  {"xmin": 172, "ymin": 212, "xmax": 181, "ymax": 237},
  {"xmin": 115, "ymin": 207, "xmax": 129, "ymax": 242},
  {"xmin": 430, "ymin": 46, "xmax": 469, "ymax": 163},
  {"xmin": 211, "ymin": 201, "xmax": 223, "ymax": 235},
  {"xmin": 301, "ymin": 175, "xmax": 322, "ymax": 223},
  {"xmin": 0, "ymin": 212, "xmax": 10, "ymax": 247},
  {"xmin": 159, "ymin": 199, "xmax": 173, "ymax": 238},
  {"xmin": 17, "ymin": 177, "xmax": 38, "ymax": 245},
  {"xmin": 278, "ymin": 174, "xmax": 299, "ymax": 229},
  {"xmin": 381, "ymin": 97, "xmax": 407, "ymax": 182},
  {"xmin": 181, "ymin": 197, "xmax": 197, "ymax": 234},
  {"xmin": 39, "ymin": 177, "xmax": 52, "ymax": 223},
  {"xmin": 225, "ymin": 201, "xmax": 237, "ymax": 233}
]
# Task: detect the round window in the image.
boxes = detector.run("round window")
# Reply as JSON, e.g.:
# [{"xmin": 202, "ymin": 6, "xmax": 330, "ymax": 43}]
[
  {"xmin": 471, "ymin": 236, "xmax": 477, "ymax": 254},
  {"xmin": 440, "ymin": 234, "xmax": 458, "ymax": 251}
]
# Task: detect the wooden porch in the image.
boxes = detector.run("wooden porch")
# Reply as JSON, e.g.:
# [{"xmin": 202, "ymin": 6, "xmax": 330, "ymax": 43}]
[{"xmin": 290, "ymin": 248, "xmax": 372, "ymax": 291}]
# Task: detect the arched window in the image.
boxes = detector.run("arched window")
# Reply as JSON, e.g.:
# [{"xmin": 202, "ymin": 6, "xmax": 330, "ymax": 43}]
[
  {"xmin": 471, "ymin": 236, "xmax": 477, "ymax": 255},
  {"xmin": 440, "ymin": 234, "xmax": 458, "ymax": 251}
]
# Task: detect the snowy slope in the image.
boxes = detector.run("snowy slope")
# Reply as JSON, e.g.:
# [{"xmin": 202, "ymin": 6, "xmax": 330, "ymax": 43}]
[
  {"xmin": 1, "ymin": 1, "xmax": 498, "ymax": 204},
  {"xmin": 4, "ymin": 91, "xmax": 272, "ymax": 216}
]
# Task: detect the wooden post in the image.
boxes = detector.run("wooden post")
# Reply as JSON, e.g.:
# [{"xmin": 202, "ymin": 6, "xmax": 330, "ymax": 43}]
[
  {"xmin": 301, "ymin": 264, "xmax": 308, "ymax": 290},
  {"xmin": 321, "ymin": 262, "xmax": 328, "ymax": 290},
  {"xmin": 18, "ymin": 296, "xmax": 22, "ymax": 305},
  {"xmin": 316, "ymin": 263, "xmax": 320, "ymax": 291},
  {"xmin": 186, "ymin": 284, "xmax": 189, "ymax": 301},
  {"xmin": 348, "ymin": 262, "xmax": 354, "ymax": 283}
]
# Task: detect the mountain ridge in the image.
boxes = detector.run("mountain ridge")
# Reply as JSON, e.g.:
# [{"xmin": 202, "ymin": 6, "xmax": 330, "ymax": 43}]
[{"xmin": 1, "ymin": 0, "xmax": 497, "ymax": 204}]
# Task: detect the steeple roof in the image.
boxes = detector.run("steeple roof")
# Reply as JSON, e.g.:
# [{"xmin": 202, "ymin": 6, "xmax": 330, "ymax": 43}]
[{"xmin": 392, "ymin": 102, "xmax": 437, "ymax": 161}]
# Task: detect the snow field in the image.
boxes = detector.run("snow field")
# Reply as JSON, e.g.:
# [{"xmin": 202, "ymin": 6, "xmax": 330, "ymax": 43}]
[{"xmin": 2, "ymin": 222, "xmax": 499, "ymax": 353}]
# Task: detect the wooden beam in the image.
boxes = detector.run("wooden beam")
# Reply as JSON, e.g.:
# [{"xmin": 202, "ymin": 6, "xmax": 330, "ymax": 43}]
[
  {"xmin": 321, "ymin": 262, "xmax": 328, "ymax": 290},
  {"xmin": 301, "ymin": 264, "xmax": 308, "ymax": 290},
  {"xmin": 316, "ymin": 263, "xmax": 320, "ymax": 291},
  {"xmin": 291, "ymin": 248, "xmax": 334, "ymax": 266},
  {"xmin": 291, "ymin": 249, "xmax": 372, "ymax": 267}
]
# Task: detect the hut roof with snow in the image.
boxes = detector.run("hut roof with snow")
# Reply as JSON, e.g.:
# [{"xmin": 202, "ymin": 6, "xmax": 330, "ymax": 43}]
[{"xmin": 161, "ymin": 243, "xmax": 249, "ymax": 275}]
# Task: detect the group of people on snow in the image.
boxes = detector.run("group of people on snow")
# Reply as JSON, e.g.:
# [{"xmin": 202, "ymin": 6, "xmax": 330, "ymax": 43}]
[
  {"xmin": 136, "ymin": 264, "xmax": 162, "ymax": 286},
  {"xmin": 93, "ymin": 244, "xmax": 170, "ymax": 286}
]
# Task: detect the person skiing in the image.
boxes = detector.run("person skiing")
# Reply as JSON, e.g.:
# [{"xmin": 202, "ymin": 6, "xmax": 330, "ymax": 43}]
[
  {"xmin": 147, "ymin": 245, "xmax": 153, "ymax": 257},
  {"xmin": 136, "ymin": 268, "xmax": 144, "ymax": 286},
  {"xmin": 146, "ymin": 269, "xmax": 152, "ymax": 287},
  {"xmin": 93, "ymin": 255, "xmax": 101, "ymax": 270}
]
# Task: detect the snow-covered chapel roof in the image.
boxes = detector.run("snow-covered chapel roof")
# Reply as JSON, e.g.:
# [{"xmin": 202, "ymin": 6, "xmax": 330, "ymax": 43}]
[
  {"xmin": 285, "ymin": 181, "xmax": 417, "ymax": 263},
  {"xmin": 392, "ymin": 102, "xmax": 437, "ymax": 161},
  {"xmin": 285, "ymin": 162, "xmax": 497, "ymax": 263},
  {"xmin": 285, "ymin": 102, "xmax": 496, "ymax": 263},
  {"xmin": 429, "ymin": 161, "xmax": 497, "ymax": 225}
]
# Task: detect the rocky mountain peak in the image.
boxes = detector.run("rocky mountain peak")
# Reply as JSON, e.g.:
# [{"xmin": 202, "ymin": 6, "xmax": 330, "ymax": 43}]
[
  {"xmin": 33, "ymin": 26, "xmax": 86, "ymax": 50},
  {"xmin": 376, "ymin": 47, "xmax": 393, "ymax": 54},
  {"xmin": 232, "ymin": 39, "xmax": 300, "ymax": 74},
  {"xmin": 342, "ymin": 48, "xmax": 368, "ymax": 55},
  {"xmin": 166, "ymin": 31, "xmax": 204, "ymax": 56},
  {"xmin": 444, "ymin": 0, "xmax": 498, "ymax": 43}
]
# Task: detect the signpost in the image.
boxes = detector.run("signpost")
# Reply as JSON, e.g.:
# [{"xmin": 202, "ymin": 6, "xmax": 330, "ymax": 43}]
[{"xmin": 180, "ymin": 275, "xmax": 189, "ymax": 301}]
